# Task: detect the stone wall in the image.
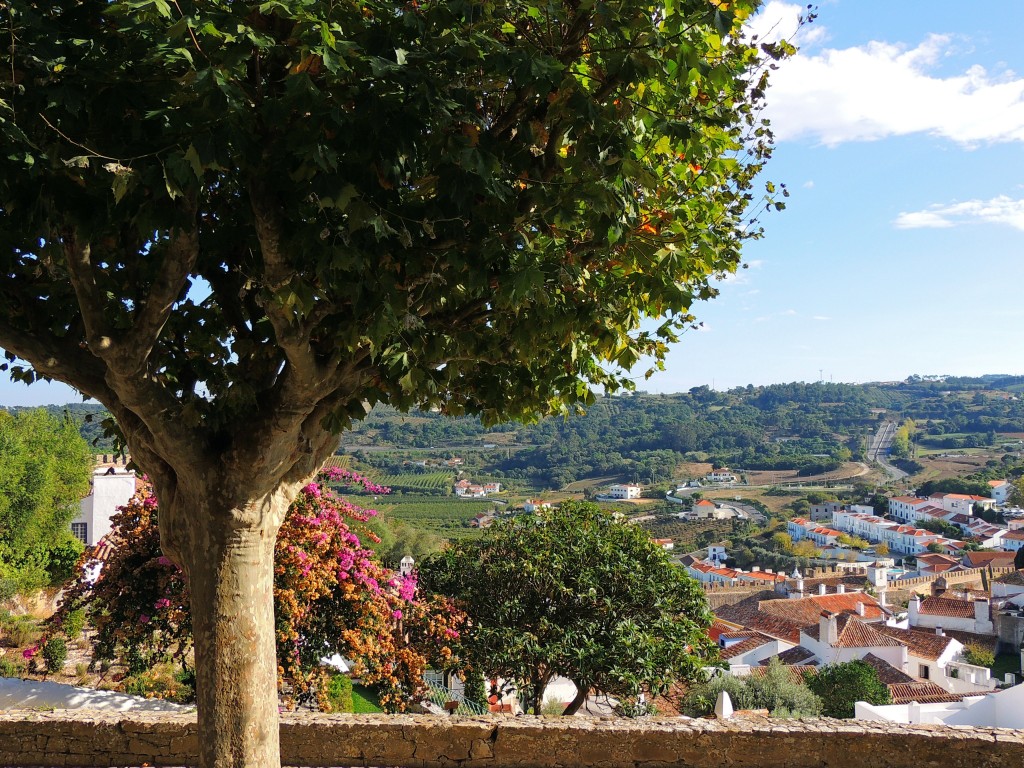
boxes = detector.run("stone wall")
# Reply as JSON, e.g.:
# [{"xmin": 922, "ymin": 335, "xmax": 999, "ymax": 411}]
[{"xmin": 1, "ymin": 712, "xmax": 1022, "ymax": 768}]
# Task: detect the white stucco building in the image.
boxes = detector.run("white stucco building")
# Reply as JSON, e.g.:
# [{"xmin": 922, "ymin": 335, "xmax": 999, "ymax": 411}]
[{"xmin": 69, "ymin": 467, "xmax": 137, "ymax": 546}]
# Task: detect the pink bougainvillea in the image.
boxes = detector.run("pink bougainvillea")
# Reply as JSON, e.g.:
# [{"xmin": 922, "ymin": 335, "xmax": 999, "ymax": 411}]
[{"xmin": 53, "ymin": 470, "xmax": 465, "ymax": 712}]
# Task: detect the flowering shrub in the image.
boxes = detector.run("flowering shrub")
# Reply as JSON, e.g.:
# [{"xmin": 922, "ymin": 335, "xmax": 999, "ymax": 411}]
[{"xmin": 53, "ymin": 469, "xmax": 464, "ymax": 711}]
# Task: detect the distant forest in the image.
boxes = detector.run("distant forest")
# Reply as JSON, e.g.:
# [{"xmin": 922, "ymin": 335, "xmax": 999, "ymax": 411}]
[{"xmin": 7, "ymin": 374, "xmax": 1024, "ymax": 489}]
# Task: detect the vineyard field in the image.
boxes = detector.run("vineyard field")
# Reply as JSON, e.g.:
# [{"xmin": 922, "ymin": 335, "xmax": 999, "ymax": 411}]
[
  {"xmin": 372, "ymin": 471, "xmax": 454, "ymax": 494},
  {"xmin": 377, "ymin": 496, "xmax": 495, "ymax": 537}
]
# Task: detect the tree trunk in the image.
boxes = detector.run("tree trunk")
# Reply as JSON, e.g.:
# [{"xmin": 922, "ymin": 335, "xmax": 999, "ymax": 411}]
[
  {"xmin": 182, "ymin": 506, "xmax": 283, "ymax": 768},
  {"xmin": 561, "ymin": 683, "xmax": 589, "ymax": 716}
]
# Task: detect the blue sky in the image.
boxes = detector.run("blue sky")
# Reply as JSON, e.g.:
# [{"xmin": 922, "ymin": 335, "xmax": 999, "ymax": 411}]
[
  {"xmin": 642, "ymin": 0, "xmax": 1024, "ymax": 392},
  {"xmin": 4, "ymin": 0, "xmax": 1024, "ymax": 406}
]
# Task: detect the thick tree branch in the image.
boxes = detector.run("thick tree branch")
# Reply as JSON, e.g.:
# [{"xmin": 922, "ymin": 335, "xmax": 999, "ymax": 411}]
[
  {"xmin": 248, "ymin": 179, "xmax": 333, "ymax": 394},
  {"xmin": 61, "ymin": 232, "xmax": 114, "ymax": 354},
  {"xmin": 122, "ymin": 211, "xmax": 200, "ymax": 375}
]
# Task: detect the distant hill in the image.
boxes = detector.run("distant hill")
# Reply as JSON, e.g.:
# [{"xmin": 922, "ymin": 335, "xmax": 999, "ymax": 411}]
[{"xmin": 12, "ymin": 374, "xmax": 1024, "ymax": 488}]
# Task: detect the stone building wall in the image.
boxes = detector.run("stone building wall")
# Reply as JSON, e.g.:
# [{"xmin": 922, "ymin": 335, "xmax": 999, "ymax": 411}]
[{"xmin": 0, "ymin": 712, "xmax": 1022, "ymax": 768}]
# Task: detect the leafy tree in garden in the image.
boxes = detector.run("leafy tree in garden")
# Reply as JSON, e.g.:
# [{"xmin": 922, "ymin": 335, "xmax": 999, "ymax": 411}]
[
  {"xmin": 1, "ymin": 0, "xmax": 784, "ymax": 763},
  {"xmin": 806, "ymin": 660, "xmax": 891, "ymax": 718},
  {"xmin": 0, "ymin": 409, "xmax": 93, "ymax": 597},
  {"xmin": 420, "ymin": 501, "xmax": 716, "ymax": 715},
  {"xmin": 53, "ymin": 470, "xmax": 464, "ymax": 712}
]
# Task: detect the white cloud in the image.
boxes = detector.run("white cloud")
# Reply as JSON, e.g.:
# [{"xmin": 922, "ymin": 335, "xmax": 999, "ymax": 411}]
[
  {"xmin": 894, "ymin": 195, "xmax": 1024, "ymax": 230},
  {"xmin": 802, "ymin": 180, "xmax": 815, "ymax": 189},
  {"xmin": 782, "ymin": 308, "xmax": 797, "ymax": 316},
  {"xmin": 750, "ymin": 2, "xmax": 1024, "ymax": 146},
  {"xmin": 812, "ymin": 315, "xmax": 831, "ymax": 321}
]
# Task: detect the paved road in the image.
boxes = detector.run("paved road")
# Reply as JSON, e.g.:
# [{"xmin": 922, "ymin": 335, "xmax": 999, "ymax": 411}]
[{"xmin": 868, "ymin": 420, "xmax": 908, "ymax": 481}]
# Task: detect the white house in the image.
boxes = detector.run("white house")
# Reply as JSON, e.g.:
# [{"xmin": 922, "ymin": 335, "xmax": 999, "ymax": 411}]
[
  {"xmin": 929, "ymin": 493, "xmax": 996, "ymax": 515},
  {"xmin": 1001, "ymin": 530, "xmax": 1024, "ymax": 553},
  {"xmin": 606, "ymin": 483, "xmax": 641, "ymax": 500},
  {"xmin": 523, "ymin": 499, "xmax": 552, "ymax": 513},
  {"xmin": 876, "ymin": 626, "xmax": 994, "ymax": 695},
  {"xmin": 857, "ymin": 680, "xmax": 1024, "ymax": 727},
  {"xmin": 887, "ymin": 496, "xmax": 930, "ymax": 523},
  {"xmin": 908, "ymin": 594, "xmax": 994, "ymax": 636},
  {"xmin": 988, "ymin": 480, "xmax": 1012, "ymax": 505},
  {"xmin": 800, "ymin": 613, "xmax": 908, "ymax": 669},
  {"xmin": 69, "ymin": 467, "xmax": 137, "ymax": 547},
  {"xmin": 705, "ymin": 468, "xmax": 737, "ymax": 484}
]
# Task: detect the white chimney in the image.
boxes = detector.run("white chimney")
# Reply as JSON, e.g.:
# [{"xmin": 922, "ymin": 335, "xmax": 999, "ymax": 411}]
[
  {"xmin": 837, "ymin": 584, "xmax": 846, "ymax": 594},
  {"xmin": 935, "ymin": 626, "xmax": 944, "ymax": 636},
  {"xmin": 819, "ymin": 612, "xmax": 839, "ymax": 645},
  {"xmin": 766, "ymin": 568, "xmax": 773, "ymax": 574},
  {"xmin": 856, "ymin": 601, "xmax": 865, "ymax": 617},
  {"xmin": 818, "ymin": 584, "xmax": 827, "ymax": 596},
  {"xmin": 752, "ymin": 566, "xmax": 760, "ymax": 572}
]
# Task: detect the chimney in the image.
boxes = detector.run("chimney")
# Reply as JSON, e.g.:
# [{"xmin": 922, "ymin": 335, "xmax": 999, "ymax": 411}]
[
  {"xmin": 909, "ymin": 594, "xmax": 921, "ymax": 625},
  {"xmin": 974, "ymin": 598, "xmax": 990, "ymax": 624},
  {"xmin": 752, "ymin": 566, "xmax": 760, "ymax": 572},
  {"xmin": 820, "ymin": 611, "xmax": 839, "ymax": 646},
  {"xmin": 856, "ymin": 601, "xmax": 866, "ymax": 617},
  {"xmin": 837, "ymin": 584, "xmax": 846, "ymax": 594},
  {"xmin": 818, "ymin": 584, "xmax": 827, "ymax": 596},
  {"xmin": 935, "ymin": 626, "xmax": 944, "ymax": 636},
  {"xmin": 766, "ymin": 568, "xmax": 773, "ymax": 574}
]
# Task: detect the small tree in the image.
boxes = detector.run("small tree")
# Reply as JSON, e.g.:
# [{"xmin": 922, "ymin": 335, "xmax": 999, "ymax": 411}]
[
  {"xmin": 0, "ymin": 409, "xmax": 93, "ymax": 597},
  {"xmin": 421, "ymin": 501, "xmax": 715, "ymax": 715},
  {"xmin": 806, "ymin": 660, "xmax": 890, "ymax": 718}
]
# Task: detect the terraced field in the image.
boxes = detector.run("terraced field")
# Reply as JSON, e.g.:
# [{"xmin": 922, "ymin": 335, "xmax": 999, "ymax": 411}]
[{"xmin": 372, "ymin": 471, "xmax": 454, "ymax": 494}]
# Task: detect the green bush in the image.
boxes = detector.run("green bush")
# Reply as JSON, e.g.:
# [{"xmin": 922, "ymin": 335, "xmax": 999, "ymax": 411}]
[
  {"xmin": 0, "ymin": 656, "xmax": 27, "ymax": 678},
  {"xmin": 682, "ymin": 660, "xmax": 822, "ymax": 718},
  {"xmin": 1, "ymin": 614, "xmax": 42, "ymax": 648},
  {"xmin": 325, "ymin": 673, "xmax": 354, "ymax": 713},
  {"xmin": 963, "ymin": 643, "xmax": 995, "ymax": 669},
  {"xmin": 45, "ymin": 538, "xmax": 85, "ymax": 585},
  {"xmin": 62, "ymin": 608, "xmax": 86, "ymax": 640},
  {"xmin": 122, "ymin": 663, "xmax": 195, "ymax": 704},
  {"xmin": 42, "ymin": 636, "xmax": 67, "ymax": 674},
  {"xmin": 806, "ymin": 660, "xmax": 890, "ymax": 718}
]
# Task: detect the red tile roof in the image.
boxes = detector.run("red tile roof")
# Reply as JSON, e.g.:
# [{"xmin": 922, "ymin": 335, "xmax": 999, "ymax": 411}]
[
  {"xmin": 802, "ymin": 614, "xmax": 905, "ymax": 649},
  {"xmin": 719, "ymin": 632, "xmax": 775, "ymax": 660},
  {"xmin": 962, "ymin": 551, "xmax": 1015, "ymax": 568},
  {"xmin": 888, "ymin": 683, "xmax": 970, "ymax": 705},
  {"xmin": 917, "ymin": 596, "xmax": 978, "ymax": 619},
  {"xmin": 860, "ymin": 653, "xmax": 915, "ymax": 685},
  {"xmin": 876, "ymin": 626, "xmax": 958, "ymax": 661}
]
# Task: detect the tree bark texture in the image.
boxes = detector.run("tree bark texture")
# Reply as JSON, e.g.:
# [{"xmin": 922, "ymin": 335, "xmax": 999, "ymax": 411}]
[{"xmin": 178, "ymin": 498, "xmax": 285, "ymax": 768}]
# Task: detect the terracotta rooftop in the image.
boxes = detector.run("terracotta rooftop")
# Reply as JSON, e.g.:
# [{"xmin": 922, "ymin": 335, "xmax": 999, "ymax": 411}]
[
  {"xmin": 917, "ymin": 596, "xmax": 978, "ymax": 619},
  {"xmin": 763, "ymin": 592, "xmax": 887, "ymax": 624},
  {"xmin": 888, "ymin": 682, "xmax": 970, "ymax": 705},
  {"xmin": 708, "ymin": 619, "xmax": 743, "ymax": 643},
  {"xmin": 962, "ymin": 551, "xmax": 1015, "ymax": 568},
  {"xmin": 876, "ymin": 626, "xmax": 958, "ymax": 661},
  {"xmin": 802, "ymin": 614, "xmax": 905, "ymax": 649},
  {"xmin": 772, "ymin": 646, "xmax": 818, "ymax": 665},
  {"xmin": 719, "ymin": 632, "xmax": 775, "ymax": 660},
  {"xmin": 745, "ymin": 664, "xmax": 817, "ymax": 683},
  {"xmin": 860, "ymin": 653, "xmax": 915, "ymax": 685}
]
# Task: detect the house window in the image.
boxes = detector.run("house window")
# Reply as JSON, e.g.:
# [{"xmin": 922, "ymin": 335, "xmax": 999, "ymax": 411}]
[
  {"xmin": 71, "ymin": 522, "xmax": 88, "ymax": 543},
  {"xmin": 919, "ymin": 664, "xmax": 930, "ymax": 680}
]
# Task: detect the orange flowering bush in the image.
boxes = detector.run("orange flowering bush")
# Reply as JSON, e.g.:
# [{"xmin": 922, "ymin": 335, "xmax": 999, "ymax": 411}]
[{"xmin": 53, "ymin": 469, "xmax": 465, "ymax": 711}]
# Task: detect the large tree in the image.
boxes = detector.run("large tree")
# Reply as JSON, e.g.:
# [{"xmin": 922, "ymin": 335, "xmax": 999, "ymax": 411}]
[
  {"xmin": 0, "ymin": 1, "xmax": 783, "ymax": 764},
  {"xmin": 420, "ymin": 501, "xmax": 717, "ymax": 715}
]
